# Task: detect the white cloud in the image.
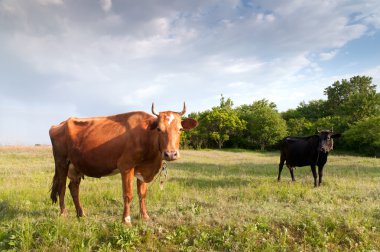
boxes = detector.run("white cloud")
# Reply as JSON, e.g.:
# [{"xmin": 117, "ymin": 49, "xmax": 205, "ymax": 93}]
[
  {"xmin": 1, "ymin": 0, "xmax": 380, "ymax": 143},
  {"xmin": 319, "ymin": 50, "xmax": 339, "ymax": 61},
  {"xmin": 122, "ymin": 84, "xmax": 163, "ymax": 107},
  {"xmin": 255, "ymin": 13, "xmax": 276, "ymax": 23},
  {"xmin": 205, "ymin": 56, "xmax": 265, "ymax": 75},
  {"xmin": 227, "ymin": 81, "xmax": 248, "ymax": 88},
  {"xmin": 364, "ymin": 65, "xmax": 380, "ymax": 89},
  {"xmin": 37, "ymin": 0, "xmax": 63, "ymax": 6},
  {"xmin": 100, "ymin": 0, "xmax": 112, "ymax": 12}
]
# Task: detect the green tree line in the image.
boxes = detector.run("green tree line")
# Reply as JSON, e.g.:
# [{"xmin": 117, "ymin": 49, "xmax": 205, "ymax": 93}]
[{"xmin": 182, "ymin": 75, "xmax": 380, "ymax": 156}]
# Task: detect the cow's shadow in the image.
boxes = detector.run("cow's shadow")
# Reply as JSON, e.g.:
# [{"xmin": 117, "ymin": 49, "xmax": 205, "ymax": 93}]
[
  {"xmin": 0, "ymin": 200, "xmax": 20, "ymax": 221},
  {"xmin": 0, "ymin": 200, "xmax": 53, "ymax": 222},
  {"xmin": 170, "ymin": 176, "xmax": 250, "ymax": 189},
  {"xmin": 167, "ymin": 162, "xmax": 276, "ymax": 189}
]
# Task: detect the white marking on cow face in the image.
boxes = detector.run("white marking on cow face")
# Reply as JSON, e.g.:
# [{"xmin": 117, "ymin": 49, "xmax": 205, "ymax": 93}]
[
  {"xmin": 319, "ymin": 131, "xmax": 334, "ymax": 153},
  {"xmin": 124, "ymin": 215, "xmax": 131, "ymax": 223},
  {"xmin": 167, "ymin": 114, "xmax": 175, "ymax": 125},
  {"xmin": 135, "ymin": 172, "xmax": 145, "ymax": 182}
]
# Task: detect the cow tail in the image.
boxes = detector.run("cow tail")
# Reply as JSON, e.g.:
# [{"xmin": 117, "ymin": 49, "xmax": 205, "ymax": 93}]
[
  {"xmin": 50, "ymin": 159, "xmax": 69, "ymax": 204},
  {"xmin": 49, "ymin": 122, "xmax": 69, "ymax": 205},
  {"xmin": 50, "ymin": 172, "xmax": 60, "ymax": 204}
]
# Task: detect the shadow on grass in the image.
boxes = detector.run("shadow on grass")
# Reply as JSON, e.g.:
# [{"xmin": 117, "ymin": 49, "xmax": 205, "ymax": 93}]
[
  {"xmin": 170, "ymin": 176, "xmax": 251, "ymax": 189},
  {"xmin": 0, "ymin": 200, "xmax": 54, "ymax": 222},
  {"xmin": 171, "ymin": 162, "xmax": 278, "ymax": 177},
  {"xmin": 167, "ymin": 161, "xmax": 281, "ymax": 189}
]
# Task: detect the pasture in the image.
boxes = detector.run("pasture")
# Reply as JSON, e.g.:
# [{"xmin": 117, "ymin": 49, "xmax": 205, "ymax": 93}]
[{"xmin": 0, "ymin": 146, "xmax": 379, "ymax": 251}]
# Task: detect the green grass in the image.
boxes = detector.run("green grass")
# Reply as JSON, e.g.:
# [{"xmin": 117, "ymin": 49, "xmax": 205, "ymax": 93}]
[{"xmin": 0, "ymin": 146, "xmax": 379, "ymax": 251}]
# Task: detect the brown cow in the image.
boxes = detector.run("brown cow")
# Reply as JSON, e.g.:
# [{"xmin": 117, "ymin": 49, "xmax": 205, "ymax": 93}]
[{"xmin": 49, "ymin": 103, "xmax": 198, "ymax": 225}]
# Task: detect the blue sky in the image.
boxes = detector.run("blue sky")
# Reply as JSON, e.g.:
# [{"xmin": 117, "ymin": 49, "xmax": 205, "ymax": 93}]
[{"xmin": 1, "ymin": 0, "xmax": 380, "ymax": 144}]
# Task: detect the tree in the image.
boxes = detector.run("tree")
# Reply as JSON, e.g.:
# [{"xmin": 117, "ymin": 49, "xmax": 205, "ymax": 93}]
[
  {"xmin": 281, "ymin": 108, "xmax": 302, "ymax": 121},
  {"xmin": 199, "ymin": 96, "xmax": 246, "ymax": 149},
  {"xmin": 203, "ymin": 106, "xmax": 246, "ymax": 149},
  {"xmin": 281, "ymin": 99, "xmax": 329, "ymax": 136},
  {"xmin": 344, "ymin": 116, "xmax": 380, "ymax": 156},
  {"xmin": 286, "ymin": 117, "xmax": 313, "ymax": 136},
  {"xmin": 237, "ymin": 99, "xmax": 287, "ymax": 150},
  {"xmin": 324, "ymin": 75, "xmax": 380, "ymax": 121},
  {"xmin": 219, "ymin": 94, "xmax": 234, "ymax": 109},
  {"xmin": 296, "ymin": 99, "xmax": 329, "ymax": 121}
]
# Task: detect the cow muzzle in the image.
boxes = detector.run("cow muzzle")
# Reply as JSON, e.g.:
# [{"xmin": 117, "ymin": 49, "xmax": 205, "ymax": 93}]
[{"xmin": 163, "ymin": 150, "xmax": 179, "ymax": 161}]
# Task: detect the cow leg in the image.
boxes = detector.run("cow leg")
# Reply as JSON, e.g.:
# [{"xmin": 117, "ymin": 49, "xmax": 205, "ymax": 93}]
[
  {"xmin": 311, "ymin": 165, "xmax": 318, "ymax": 187},
  {"xmin": 68, "ymin": 178, "xmax": 85, "ymax": 217},
  {"xmin": 137, "ymin": 179, "xmax": 150, "ymax": 220},
  {"xmin": 278, "ymin": 158, "xmax": 285, "ymax": 181},
  {"xmin": 58, "ymin": 178, "xmax": 67, "ymax": 216},
  {"xmin": 121, "ymin": 168, "xmax": 134, "ymax": 225},
  {"xmin": 318, "ymin": 165, "xmax": 324, "ymax": 186},
  {"xmin": 288, "ymin": 165, "xmax": 296, "ymax": 181}
]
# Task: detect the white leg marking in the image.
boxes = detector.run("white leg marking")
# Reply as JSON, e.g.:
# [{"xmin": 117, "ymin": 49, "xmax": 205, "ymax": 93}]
[{"xmin": 124, "ymin": 215, "xmax": 131, "ymax": 223}]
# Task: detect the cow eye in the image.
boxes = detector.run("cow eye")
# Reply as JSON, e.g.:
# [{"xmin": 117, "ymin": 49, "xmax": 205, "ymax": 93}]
[
  {"xmin": 179, "ymin": 128, "xmax": 184, "ymax": 132},
  {"xmin": 157, "ymin": 127, "xmax": 162, "ymax": 132}
]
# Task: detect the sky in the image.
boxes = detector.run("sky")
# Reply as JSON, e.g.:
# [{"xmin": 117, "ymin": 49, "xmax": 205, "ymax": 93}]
[{"xmin": 1, "ymin": 0, "xmax": 380, "ymax": 145}]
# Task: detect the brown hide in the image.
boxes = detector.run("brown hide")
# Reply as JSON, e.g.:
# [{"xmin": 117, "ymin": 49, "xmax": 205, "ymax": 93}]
[
  {"xmin": 49, "ymin": 107, "xmax": 198, "ymax": 224},
  {"xmin": 55, "ymin": 112, "xmax": 162, "ymax": 180}
]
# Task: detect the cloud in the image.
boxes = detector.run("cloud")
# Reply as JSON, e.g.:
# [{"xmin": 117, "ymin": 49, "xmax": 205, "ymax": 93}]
[
  {"xmin": 37, "ymin": 0, "xmax": 63, "ymax": 6},
  {"xmin": 364, "ymin": 65, "xmax": 380, "ymax": 89},
  {"xmin": 100, "ymin": 0, "xmax": 112, "ymax": 12},
  {"xmin": 1, "ymin": 0, "xmax": 380, "ymax": 144},
  {"xmin": 122, "ymin": 84, "xmax": 163, "ymax": 106},
  {"xmin": 319, "ymin": 50, "xmax": 339, "ymax": 61}
]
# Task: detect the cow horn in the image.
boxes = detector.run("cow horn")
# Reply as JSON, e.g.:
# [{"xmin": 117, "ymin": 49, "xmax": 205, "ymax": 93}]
[
  {"xmin": 151, "ymin": 103, "xmax": 159, "ymax": 116},
  {"xmin": 178, "ymin": 102, "xmax": 186, "ymax": 116},
  {"xmin": 317, "ymin": 128, "xmax": 321, "ymax": 133}
]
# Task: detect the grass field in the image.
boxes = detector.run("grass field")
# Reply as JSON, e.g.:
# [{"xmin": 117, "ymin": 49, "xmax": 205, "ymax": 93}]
[{"xmin": 0, "ymin": 146, "xmax": 379, "ymax": 251}]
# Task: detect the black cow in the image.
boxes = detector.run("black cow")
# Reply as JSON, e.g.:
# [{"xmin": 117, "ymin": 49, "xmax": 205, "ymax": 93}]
[{"xmin": 278, "ymin": 130, "xmax": 341, "ymax": 187}]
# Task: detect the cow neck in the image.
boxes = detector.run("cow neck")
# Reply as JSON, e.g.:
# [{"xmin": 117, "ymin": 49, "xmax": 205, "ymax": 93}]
[
  {"xmin": 148, "ymin": 127, "xmax": 163, "ymax": 160},
  {"xmin": 315, "ymin": 151, "xmax": 320, "ymax": 166},
  {"xmin": 314, "ymin": 136, "xmax": 321, "ymax": 166}
]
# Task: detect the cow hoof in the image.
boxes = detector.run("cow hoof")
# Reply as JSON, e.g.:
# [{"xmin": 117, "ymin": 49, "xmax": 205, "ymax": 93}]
[
  {"xmin": 122, "ymin": 216, "xmax": 132, "ymax": 226},
  {"xmin": 60, "ymin": 209, "xmax": 68, "ymax": 217},
  {"xmin": 141, "ymin": 214, "xmax": 150, "ymax": 221}
]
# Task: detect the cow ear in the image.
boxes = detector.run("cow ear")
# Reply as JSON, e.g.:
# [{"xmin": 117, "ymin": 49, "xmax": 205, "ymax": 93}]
[
  {"xmin": 149, "ymin": 119, "xmax": 158, "ymax": 130},
  {"xmin": 181, "ymin": 118, "xmax": 198, "ymax": 130},
  {"xmin": 331, "ymin": 133, "xmax": 341, "ymax": 138}
]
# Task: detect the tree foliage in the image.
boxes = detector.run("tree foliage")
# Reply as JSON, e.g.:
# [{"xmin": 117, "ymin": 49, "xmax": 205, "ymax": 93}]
[
  {"xmin": 324, "ymin": 75, "xmax": 380, "ymax": 121},
  {"xmin": 286, "ymin": 117, "xmax": 313, "ymax": 136},
  {"xmin": 237, "ymin": 99, "xmax": 287, "ymax": 150},
  {"xmin": 343, "ymin": 116, "xmax": 380, "ymax": 156},
  {"xmin": 197, "ymin": 95, "xmax": 246, "ymax": 149}
]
